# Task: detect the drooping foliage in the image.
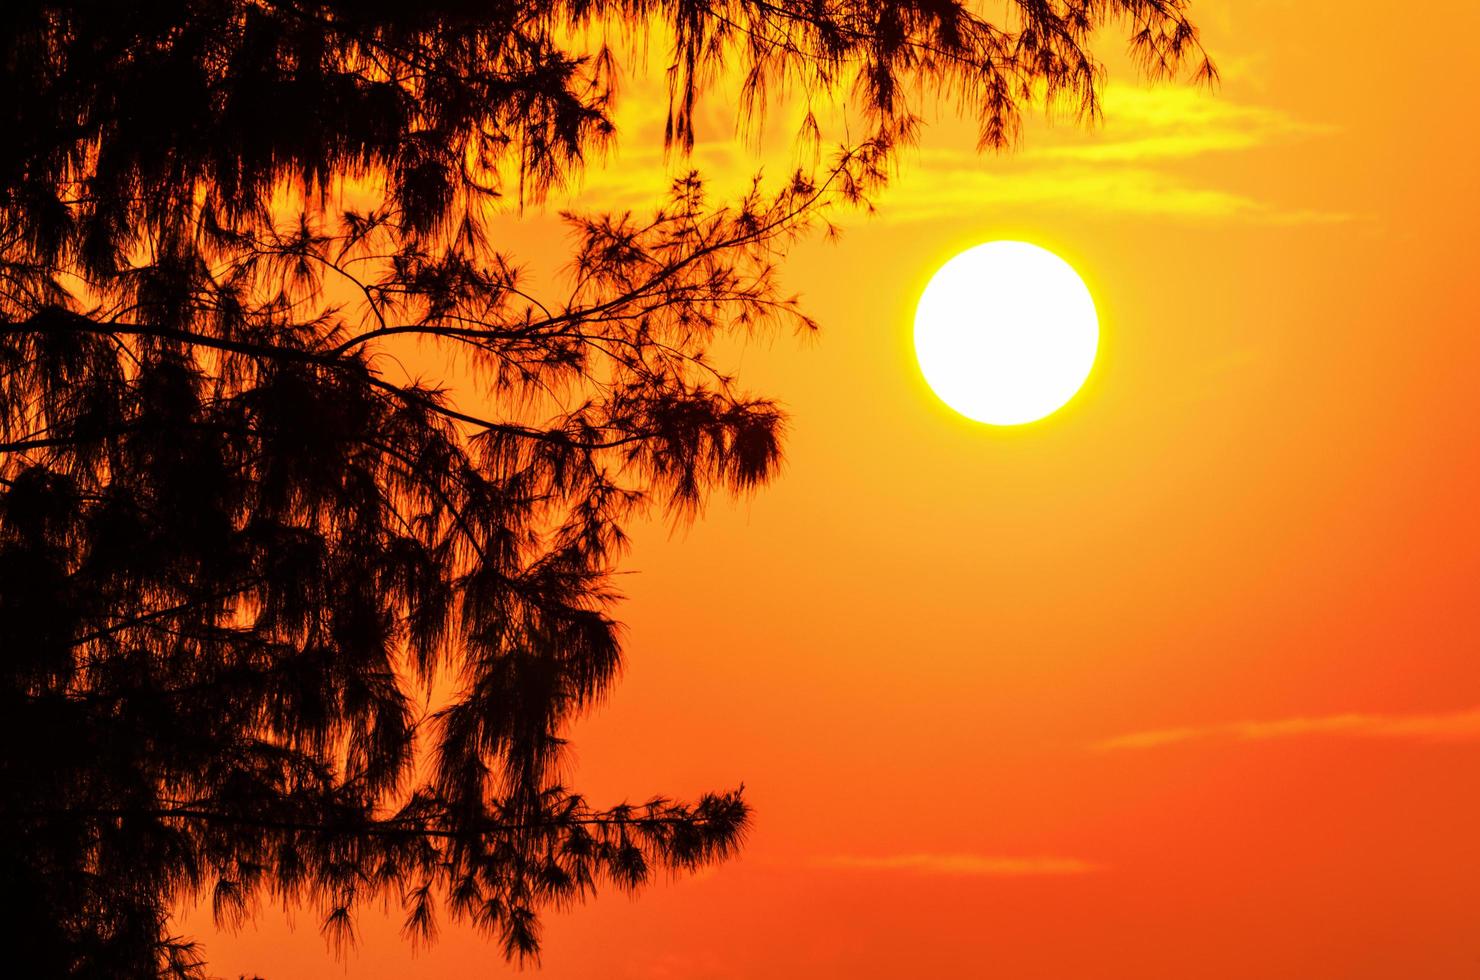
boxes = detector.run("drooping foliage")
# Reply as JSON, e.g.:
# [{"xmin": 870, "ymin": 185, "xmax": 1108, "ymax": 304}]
[{"xmin": 0, "ymin": 1, "xmax": 1210, "ymax": 977}]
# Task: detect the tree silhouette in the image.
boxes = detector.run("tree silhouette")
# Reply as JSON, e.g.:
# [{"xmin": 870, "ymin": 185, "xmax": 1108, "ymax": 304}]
[{"xmin": 0, "ymin": 1, "xmax": 1210, "ymax": 977}]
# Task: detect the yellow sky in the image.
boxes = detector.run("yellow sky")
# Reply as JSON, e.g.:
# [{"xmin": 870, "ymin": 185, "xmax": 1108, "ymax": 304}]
[{"xmin": 185, "ymin": 2, "xmax": 1480, "ymax": 976}]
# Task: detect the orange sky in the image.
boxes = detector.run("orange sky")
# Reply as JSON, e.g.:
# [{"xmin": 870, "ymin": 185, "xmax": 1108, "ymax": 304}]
[{"xmin": 183, "ymin": 1, "xmax": 1480, "ymax": 976}]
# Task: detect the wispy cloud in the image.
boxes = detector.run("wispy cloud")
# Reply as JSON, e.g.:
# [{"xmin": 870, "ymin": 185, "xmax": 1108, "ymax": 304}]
[
  {"xmin": 1098, "ymin": 707, "xmax": 1480, "ymax": 752},
  {"xmin": 545, "ymin": 67, "xmax": 1346, "ymax": 224},
  {"xmin": 1022, "ymin": 85, "xmax": 1325, "ymax": 163},
  {"xmin": 876, "ymin": 160, "xmax": 1339, "ymax": 224},
  {"xmin": 875, "ymin": 84, "xmax": 1345, "ymax": 224},
  {"xmin": 815, "ymin": 853, "xmax": 1102, "ymax": 876}
]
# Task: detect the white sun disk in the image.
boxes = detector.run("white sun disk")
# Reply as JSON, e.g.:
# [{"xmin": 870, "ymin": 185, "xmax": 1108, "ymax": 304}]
[{"xmin": 914, "ymin": 241, "xmax": 1098, "ymax": 425}]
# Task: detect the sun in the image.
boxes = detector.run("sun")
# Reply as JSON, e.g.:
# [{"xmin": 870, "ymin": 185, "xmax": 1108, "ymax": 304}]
[{"xmin": 914, "ymin": 241, "xmax": 1099, "ymax": 426}]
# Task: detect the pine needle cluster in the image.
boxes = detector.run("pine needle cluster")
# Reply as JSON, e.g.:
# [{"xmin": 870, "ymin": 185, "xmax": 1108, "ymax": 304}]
[{"xmin": 0, "ymin": 2, "xmax": 1208, "ymax": 975}]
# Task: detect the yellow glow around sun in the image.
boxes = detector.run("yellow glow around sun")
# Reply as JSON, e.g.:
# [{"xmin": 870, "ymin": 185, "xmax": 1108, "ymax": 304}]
[{"xmin": 914, "ymin": 241, "xmax": 1098, "ymax": 426}]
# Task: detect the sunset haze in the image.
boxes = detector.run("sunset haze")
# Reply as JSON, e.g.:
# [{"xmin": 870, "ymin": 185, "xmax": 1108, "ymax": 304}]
[{"xmin": 179, "ymin": 1, "xmax": 1480, "ymax": 976}]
